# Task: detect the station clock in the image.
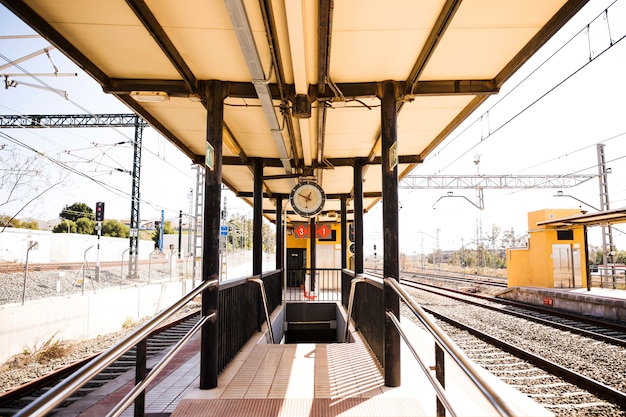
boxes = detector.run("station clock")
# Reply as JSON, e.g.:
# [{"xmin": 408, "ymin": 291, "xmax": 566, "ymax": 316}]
[{"xmin": 289, "ymin": 181, "xmax": 326, "ymax": 218}]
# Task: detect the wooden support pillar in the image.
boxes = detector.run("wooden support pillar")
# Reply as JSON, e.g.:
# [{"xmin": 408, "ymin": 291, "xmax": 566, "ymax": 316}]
[
  {"xmin": 353, "ymin": 158, "xmax": 364, "ymax": 275},
  {"xmin": 584, "ymin": 225, "xmax": 591, "ymax": 291},
  {"xmin": 200, "ymin": 80, "xmax": 226, "ymax": 389},
  {"xmin": 276, "ymin": 195, "xmax": 284, "ymax": 272},
  {"xmin": 134, "ymin": 339, "xmax": 147, "ymax": 417},
  {"xmin": 341, "ymin": 195, "xmax": 347, "ymax": 269},
  {"xmin": 381, "ymin": 80, "xmax": 401, "ymax": 387},
  {"xmin": 253, "ymin": 158, "xmax": 264, "ymax": 276},
  {"xmin": 310, "ymin": 216, "xmax": 316, "ymax": 292}
]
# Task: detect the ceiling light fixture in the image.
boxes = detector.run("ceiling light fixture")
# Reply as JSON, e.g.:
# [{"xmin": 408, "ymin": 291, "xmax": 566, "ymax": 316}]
[{"xmin": 130, "ymin": 91, "xmax": 169, "ymax": 102}]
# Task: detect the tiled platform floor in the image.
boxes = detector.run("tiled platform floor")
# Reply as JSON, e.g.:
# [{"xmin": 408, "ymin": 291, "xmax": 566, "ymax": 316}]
[
  {"xmin": 172, "ymin": 342, "xmax": 426, "ymax": 417},
  {"xmin": 62, "ymin": 314, "xmax": 552, "ymax": 416}
]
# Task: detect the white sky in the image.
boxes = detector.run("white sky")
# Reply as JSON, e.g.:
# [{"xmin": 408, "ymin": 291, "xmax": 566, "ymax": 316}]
[{"xmin": 1, "ymin": 1, "xmax": 625, "ymax": 254}]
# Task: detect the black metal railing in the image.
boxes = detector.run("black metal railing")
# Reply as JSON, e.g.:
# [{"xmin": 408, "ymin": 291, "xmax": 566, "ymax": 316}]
[
  {"xmin": 344, "ymin": 274, "xmax": 519, "ymax": 417},
  {"xmin": 15, "ymin": 279, "xmax": 218, "ymax": 417},
  {"xmin": 342, "ymin": 274, "xmax": 384, "ymax": 364},
  {"xmin": 284, "ymin": 268, "xmax": 342, "ymax": 302},
  {"xmin": 15, "ymin": 268, "xmax": 283, "ymax": 417},
  {"xmin": 218, "ymin": 270, "xmax": 281, "ymax": 372}
]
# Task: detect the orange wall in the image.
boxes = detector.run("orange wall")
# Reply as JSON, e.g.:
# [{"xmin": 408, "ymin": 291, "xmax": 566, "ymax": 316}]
[
  {"xmin": 507, "ymin": 248, "xmax": 530, "ymax": 287},
  {"xmin": 508, "ymin": 209, "xmax": 588, "ymax": 288},
  {"xmin": 286, "ymin": 222, "xmax": 342, "ymax": 248},
  {"xmin": 286, "ymin": 222, "xmax": 345, "ymax": 268}
]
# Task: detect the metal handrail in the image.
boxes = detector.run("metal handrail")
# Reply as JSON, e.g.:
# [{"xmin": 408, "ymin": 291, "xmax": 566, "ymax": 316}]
[
  {"xmin": 248, "ymin": 277, "xmax": 275, "ymax": 344},
  {"xmin": 385, "ymin": 312, "xmax": 457, "ymax": 417},
  {"xmin": 106, "ymin": 312, "xmax": 214, "ymax": 417},
  {"xmin": 15, "ymin": 279, "xmax": 218, "ymax": 417},
  {"xmin": 343, "ymin": 275, "xmax": 518, "ymax": 417},
  {"xmin": 343, "ymin": 275, "xmax": 383, "ymax": 343},
  {"xmin": 384, "ymin": 277, "xmax": 517, "ymax": 417}
]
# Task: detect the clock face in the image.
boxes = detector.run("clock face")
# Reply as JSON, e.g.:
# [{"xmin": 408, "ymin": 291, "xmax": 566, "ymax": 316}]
[{"xmin": 290, "ymin": 181, "xmax": 326, "ymax": 218}]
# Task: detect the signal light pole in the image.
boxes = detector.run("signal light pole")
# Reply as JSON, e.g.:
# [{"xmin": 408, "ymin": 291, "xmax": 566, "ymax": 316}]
[{"xmin": 95, "ymin": 202, "xmax": 104, "ymax": 282}]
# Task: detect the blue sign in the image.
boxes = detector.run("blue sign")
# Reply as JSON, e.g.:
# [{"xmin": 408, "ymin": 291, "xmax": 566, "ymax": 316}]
[{"xmin": 220, "ymin": 225, "xmax": 228, "ymax": 236}]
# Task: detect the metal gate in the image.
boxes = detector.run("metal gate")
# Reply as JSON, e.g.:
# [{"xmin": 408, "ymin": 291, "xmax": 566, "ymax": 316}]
[
  {"xmin": 552, "ymin": 244, "xmax": 572, "ymax": 288},
  {"xmin": 552, "ymin": 244, "xmax": 582, "ymax": 288}
]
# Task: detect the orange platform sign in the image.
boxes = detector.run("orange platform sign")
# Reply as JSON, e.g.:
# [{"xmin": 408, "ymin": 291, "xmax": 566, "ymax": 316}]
[
  {"xmin": 317, "ymin": 224, "xmax": 331, "ymax": 239},
  {"xmin": 294, "ymin": 223, "xmax": 310, "ymax": 239}
]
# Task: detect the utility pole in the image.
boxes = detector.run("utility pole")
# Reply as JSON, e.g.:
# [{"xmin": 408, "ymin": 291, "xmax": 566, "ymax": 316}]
[
  {"xmin": 474, "ymin": 154, "xmax": 483, "ymax": 272},
  {"xmin": 220, "ymin": 196, "xmax": 228, "ymax": 281},
  {"xmin": 597, "ymin": 143, "xmax": 616, "ymax": 288},
  {"xmin": 178, "ymin": 210, "xmax": 183, "ymax": 260}
]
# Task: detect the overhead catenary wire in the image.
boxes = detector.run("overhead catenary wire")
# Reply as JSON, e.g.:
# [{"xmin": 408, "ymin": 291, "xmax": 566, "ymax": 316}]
[
  {"xmin": 418, "ymin": 1, "xmax": 625, "ymax": 176},
  {"xmin": 0, "ymin": 50, "xmax": 195, "ymax": 218},
  {"xmin": 0, "ymin": 130, "xmax": 180, "ymax": 218}
]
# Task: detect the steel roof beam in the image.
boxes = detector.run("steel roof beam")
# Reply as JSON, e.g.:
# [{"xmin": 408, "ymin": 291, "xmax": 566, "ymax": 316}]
[
  {"xmin": 103, "ymin": 79, "xmax": 498, "ymax": 100},
  {"xmin": 125, "ymin": 0, "xmax": 197, "ymax": 93},
  {"xmin": 494, "ymin": 0, "xmax": 589, "ymax": 88},
  {"xmin": 221, "ymin": 155, "xmax": 421, "ymax": 167},
  {"xmin": 406, "ymin": 0, "xmax": 462, "ymax": 94}
]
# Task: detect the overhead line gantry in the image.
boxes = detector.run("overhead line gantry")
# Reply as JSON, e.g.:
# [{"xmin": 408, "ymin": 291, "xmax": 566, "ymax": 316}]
[
  {"xmin": 399, "ymin": 174, "xmax": 596, "ymax": 189},
  {"xmin": 0, "ymin": 113, "xmax": 147, "ymax": 278}
]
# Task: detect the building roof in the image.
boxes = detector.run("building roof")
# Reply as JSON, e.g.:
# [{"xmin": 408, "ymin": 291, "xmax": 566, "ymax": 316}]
[
  {"xmin": 1, "ymin": 0, "xmax": 590, "ymax": 223},
  {"xmin": 537, "ymin": 208, "xmax": 626, "ymax": 228}
]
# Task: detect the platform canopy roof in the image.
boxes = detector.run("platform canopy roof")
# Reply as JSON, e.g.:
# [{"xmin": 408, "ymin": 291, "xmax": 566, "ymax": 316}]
[
  {"xmin": 537, "ymin": 208, "xmax": 626, "ymax": 228},
  {"xmin": 2, "ymin": 0, "xmax": 590, "ymax": 223}
]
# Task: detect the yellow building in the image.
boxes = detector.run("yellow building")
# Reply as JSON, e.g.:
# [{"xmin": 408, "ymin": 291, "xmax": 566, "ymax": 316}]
[
  {"xmin": 507, "ymin": 209, "xmax": 588, "ymax": 288},
  {"xmin": 286, "ymin": 221, "xmax": 344, "ymax": 268}
]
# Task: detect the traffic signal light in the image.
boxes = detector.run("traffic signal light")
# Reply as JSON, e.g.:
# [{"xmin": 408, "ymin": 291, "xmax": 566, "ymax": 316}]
[{"xmin": 95, "ymin": 202, "xmax": 105, "ymax": 221}]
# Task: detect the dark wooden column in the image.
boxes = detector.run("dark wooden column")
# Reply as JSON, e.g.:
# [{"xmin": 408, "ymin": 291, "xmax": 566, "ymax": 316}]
[
  {"xmin": 381, "ymin": 79, "xmax": 400, "ymax": 387},
  {"xmin": 276, "ymin": 195, "xmax": 284, "ymax": 272},
  {"xmin": 341, "ymin": 195, "xmax": 347, "ymax": 269},
  {"xmin": 353, "ymin": 158, "xmax": 364, "ymax": 274},
  {"xmin": 253, "ymin": 158, "xmax": 264, "ymax": 276},
  {"xmin": 200, "ymin": 80, "xmax": 226, "ymax": 389},
  {"xmin": 584, "ymin": 225, "xmax": 591, "ymax": 291},
  {"xmin": 309, "ymin": 216, "xmax": 316, "ymax": 293}
]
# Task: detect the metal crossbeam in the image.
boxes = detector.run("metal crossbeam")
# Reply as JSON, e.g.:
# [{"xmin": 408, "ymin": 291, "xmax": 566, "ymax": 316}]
[
  {"xmin": 399, "ymin": 174, "xmax": 596, "ymax": 189},
  {"xmin": 1, "ymin": 113, "xmax": 146, "ymax": 277},
  {"xmin": 0, "ymin": 113, "xmax": 147, "ymax": 128}
]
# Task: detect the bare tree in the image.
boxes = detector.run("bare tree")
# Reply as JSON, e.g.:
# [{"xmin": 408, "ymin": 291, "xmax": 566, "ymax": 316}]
[{"xmin": 0, "ymin": 146, "xmax": 65, "ymax": 232}]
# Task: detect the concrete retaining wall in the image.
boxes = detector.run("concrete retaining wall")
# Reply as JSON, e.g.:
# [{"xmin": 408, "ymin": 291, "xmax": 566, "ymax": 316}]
[
  {"xmin": 0, "ymin": 279, "xmax": 193, "ymax": 365},
  {"xmin": 497, "ymin": 286, "xmax": 626, "ymax": 323},
  {"xmin": 0, "ymin": 228, "xmax": 157, "ymax": 264}
]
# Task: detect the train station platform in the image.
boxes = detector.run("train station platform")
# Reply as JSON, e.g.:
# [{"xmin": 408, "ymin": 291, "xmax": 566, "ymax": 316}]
[
  {"xmin": 64, "ymin": 307, "xmax": 552, "ymax": 417},
  {"xmin": 497, "ymin": 286, "xmax": 626, "ymax": 323}
]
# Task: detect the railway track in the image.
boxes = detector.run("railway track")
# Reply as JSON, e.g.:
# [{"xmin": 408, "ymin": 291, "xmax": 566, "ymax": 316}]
[
  {"xmin": 404, "ymin": 267, "xmax": 509, "ymax": 288},
  {"xmin": 365, "ymin": 267, "xmax": 508, "ymax": 289},
  {"xmin": 403, "ymin": 279, "xmax": 626, "ymax": 347},
  {"xmin": 0, "ymin": 311, "xmax": 201, "ymax": 416},
  {"xmin": 430, "ymin": 318, "xmax": 624, "ymax": 416},
  {"xmin": 389, "ymin": 276, "xmax": 626, "ymax": 415},
  {"xmin": 0, "ymin": 260, "xmax": 165, "ymax": 274}
]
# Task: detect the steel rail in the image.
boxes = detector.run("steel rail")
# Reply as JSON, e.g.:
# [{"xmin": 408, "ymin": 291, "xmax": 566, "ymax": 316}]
[
  {"xmin": 15, "ymin": 278, "xmax": 218, "ymax": 417},
  {"xmin": 0, "ymin": 312, "xmax": 200, "ymax": 410},
  {"xmin": 403, "ymin": 279, "xmax": 626, "ymax": 347},
  {"xmin": 385, "ymin": 312, "xmax": 457, "ymax": 417},
  {"xmin": 344, "ymin": 275, "xmax": 518, "ymax": 417},
  {"xmin": 106, "ymin": 313, "xmax": 213, "ymax": 417},
  {"xmin": 423, "ymin": 304, "xmax": 626, "ymax": 406},
  {"xmin": 384, "ymin": 277, "xmax": 518, "ymax": 417},
  {"xmin": 248, "ymin": 277, "xmax": 275, "ymax": 344}
]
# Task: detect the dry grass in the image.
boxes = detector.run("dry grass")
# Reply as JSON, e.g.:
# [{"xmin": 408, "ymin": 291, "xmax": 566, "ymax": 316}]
[{"xmin": 1, "ymin": 335, "xmax": 74, "ymax": 371}]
